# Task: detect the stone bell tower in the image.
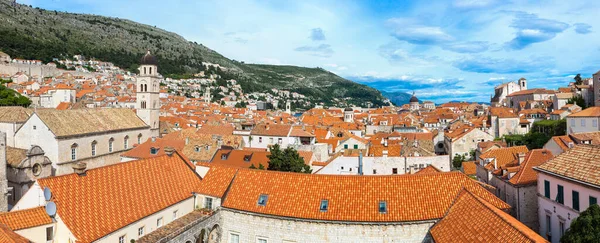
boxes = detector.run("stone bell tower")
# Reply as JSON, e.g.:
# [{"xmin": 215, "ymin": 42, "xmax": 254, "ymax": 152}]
[{"xmin": 136, "ymin": 51, "xmax": 160, "ymax": 137}]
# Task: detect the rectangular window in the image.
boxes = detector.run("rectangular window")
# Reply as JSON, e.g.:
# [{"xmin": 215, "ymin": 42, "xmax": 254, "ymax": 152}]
[
  {"xmin": 157, "ymin": 217, "xmax": 163, "ymax": 228},
  {"xmin": 581, "ymin": 119, "xmax": 586, "ymax": 127},
  {"xmin": 320, "ymin": 199, "xmax": 328, "ymax": 212},
  {"xmin": 91, "ymin": 144, "xmax": 96, "ymax": 156},
  {"xmin": 278, "ymin": 138, "xmax": 282, "ymax": 144},
  {"xmin": 392, "ymin": 168, "xmax": 398, "ymax": 174},
  {"xmin": 544, "ymin": 180, "xmax": 550, "ymax": 198},
  {"xmin": 269, "ymin": 138, "xmax": 274, "ymax": 144},
  {"xmin": 71, "ymin": 147, "xmax": 76, "ymax": 161},
  {"xmin": 353, "ymin": 144, "xmax": 358, "ymax": 149},
  {"xmin": 46, "ymin": 227, "xmax": 54, "ymax": 241},
  {"xmin": 172, "ymin": 210, "xmax": 178, "ymax": 220},
  {"xmin": 556, "ymin": 185, "xmax": 564, "ymax": 204},
  {"xmin": 205, "ymin": 197, "xmax": 213, "ymax": 209},
  {"xmin": 591, "ymin": 196, "xmax": 598, "ymax": 206},
  {"xmin": 229, "ymin": 233, "xmax": 240, "ymax": 243},
  {"xmin": 138, "ymin": 226, "xmax": 144, "ymax": 237},
  {"xmin": 379, "ymin": 201, "xmax": 387, "ymax": 213},
  {"xmin": 573, "ymin": 191, "xmax": 580, "ymax": 211},
  {"xmin": 259, "ymin": 137, "xmax": 262, "ymax": 143},
  {"xmin": 546, "ymin": 215, "xmax": 552, "ymax": 238},
  {"xmin": 257, "ymin": 194, "xmax": 268, "ymax": 206},
  {"xmin": 344, "ymin": 144, "xmax": 348, "ymax": 149},
  {"xmin": 373, "ymin": 169, "xmax": 377, "ymax": 174},
  {"xmin": 124, "ymin": 138, "xmax": 129, "ymax": 149},
  {"xmin": 257, "ymin": 238, "xmax": 268, "ymax": 243},
  {"xmin": 559, "ymin": 221, "xmax": 565, "ymax": 238},
  {"xmin": 109, "ymin": 140, "xmax": 113, "ymax": 152},
  {"xmin": 119, "ymin": 235, "xmax": 126, "ymax": 243},
  {"xmin": 33, "ymin": 125, "xmax": 37, "ymax": 130},
  {"xmin": 570, "ymin": 120, "xmax": 575, "ymax": 127},
  {"xmin": 594, "ymin": 120, "xmax": 598, "ymax": 127}
]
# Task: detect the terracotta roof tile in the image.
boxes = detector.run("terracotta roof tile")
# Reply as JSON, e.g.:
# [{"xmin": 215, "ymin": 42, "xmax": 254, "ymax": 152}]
[
  {"xmin": 430, "ymin": 190, "xmax": 547, "ymax": 243},
  {"xmin": 480, "ymin": 146, "xmax": 529, "ymax": 170},
  {"xmin": 196, "ymin": 165, "xmax": 238, "ymax": 198},
  {"xmin": 0, "ymin": 223, "xmax": 29, "ymax": 243},
  {"xmin": 462, "ymin": 161, "xmax": 477, "ymax": 176},
  {"xmin": 0, "ymin": 207, "xmax": 52, "ymax": 230},
  {"xmin": 37, "ymin": 153, "xmax": 201, "ymax": 243},
  {"xmin": 251, "ymin": 123, "xmax": 291, "ymax": 137},
  {"xmin": 508, "ymin": 149, "xmax": 553, "ymax": 185},
  {"xmin": 568, "ymin": 107, "xmax": 600, "ymax": 117},
  {"xmin": 221, "ymin": 170, "xmax": 509, "ymax": 222}
]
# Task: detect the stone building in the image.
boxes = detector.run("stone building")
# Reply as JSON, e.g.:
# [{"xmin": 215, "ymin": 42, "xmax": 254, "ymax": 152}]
[
  {"xmin": 488, "ymin": 149, "xmax": 553, "ymax": 230},
  {"xmin": 11, "ymin": 150, "xmax": 202, "ymax": 243},
  {"xmin": 137, "ymin": 51, "xmax": 161, "ymax": 138},
  {"xmin": 535, "ymin": 145, "xmax": 600, "ymax": 243},
  {"xmin": 0, "ymin": 132, "xmax": 7, "ymax": 212},
  {"xmin": 444, "ymin": 124, "xmax": 494, "ymax": 163},
  {"xmin": 491, "ymin": 78, "xmax": 527, "ymax": 107},
  {"xmin": 5, "ymin": 145, "xmax": 51, "ymax": 209},
  {"xmin": 0, "ymin": 107, "xmax": 33, "ymax": 147},
  {"xmin": 409, "ymin": 92, "xmax": 419, "ymax": 111},
  {"xmin": 13, "ymin": 109, "xmax": 152, "ymax": 175}
]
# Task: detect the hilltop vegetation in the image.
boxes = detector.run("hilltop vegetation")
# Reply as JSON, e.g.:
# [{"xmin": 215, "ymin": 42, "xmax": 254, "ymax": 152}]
[{"xmin": 0, "ymin": 0, "xmax": 388, "ymax": 107}]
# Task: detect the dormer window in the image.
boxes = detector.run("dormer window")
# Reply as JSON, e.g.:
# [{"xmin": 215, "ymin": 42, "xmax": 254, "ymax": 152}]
[
  {"xmin": 320, "ymin": 199, "xmax": 329, "ymax": 212},
  {"xmin": 221, "ymin": 154, "xmax": 228, "ymax": 160},
  {"xmin": 150, "ymin": 147, "xmax": 158, "ymax": 155},
  {"xmin": 379, "ymin": 201, "xmax": 387, "ymax": 213},
  {"xmin": 195, "ymin": 146, "xmax": 200, "ymax": 152},
  {"xmin": 257, "ymin": 194, "xmax": 268, "ymax": 206},
  {"xmin": 243, "ymin": 154, "xmax": 252, "ymax": 162}
]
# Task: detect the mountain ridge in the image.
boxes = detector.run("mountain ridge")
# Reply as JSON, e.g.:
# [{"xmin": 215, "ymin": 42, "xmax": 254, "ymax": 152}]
[{"xmin": 0, "ymin": 0, "xmax": 388, "ymax": 107}]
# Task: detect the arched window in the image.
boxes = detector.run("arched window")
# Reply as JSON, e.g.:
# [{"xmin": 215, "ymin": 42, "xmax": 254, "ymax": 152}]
[
  {"xmin": 91, "ymin": 140, "xmax": 97, "ymax": 156},
  {"xmin": 195, "ymin": 146, "xmax": 200, "ymax": 152},
  {"xmin": 124, "ymin": 136, "xmax": 129, "ymax": 149},
  {"xmin": 149, "ymin": 67, "xmax": 152, "ymax": 75},
  {"xmin": 141, "ymin": 101, "xmax": 146, "ymax": 109},
  {"xmin": 140, "ymin": 84, "xmax": 143, "ymax": 92},
  {"xmin": 71, "ymin": 143, "xmax": 78, "ymax": 161},
  {"xmin": 144, "ymin": 84, "xmax": 148, "ymax": 92},
  {"xmin": 144, "ymin": 67, "xmax": 147, "ymax": 75},
  {"xmin": 138, "ymin": 133, "xmax": 143, "ymax": 144},
  {"xmin": 108, "ymin": 138, "xmax": 114, "ymax": 152}
]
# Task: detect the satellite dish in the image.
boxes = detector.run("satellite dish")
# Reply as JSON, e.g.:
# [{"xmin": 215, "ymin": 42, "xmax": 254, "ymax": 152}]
[
  {"xmin": 43, "ymin": 187, "xmax": 52, "ymax": 201},
  {"xmin": 45, "ymin": 201, "xmax": 57, "ymax": 218}
]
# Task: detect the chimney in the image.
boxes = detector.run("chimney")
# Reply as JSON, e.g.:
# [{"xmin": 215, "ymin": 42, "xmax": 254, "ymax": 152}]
[
  {"xmin": 72, "ymin": 162, "xmax": 87, "ymax": 176},
  {"xmin": 493, "ymin": 158, "xmax": 497, "ymax": 169},
  {"xmin": 517, "ymin": 153, "xmax": 526, "ymax": 165},
  {"xmin": 164, "ymin": 147, "xmax": 175, "ymax": 156},
  {"xmin": 384, "ymin": 138, "xmax": 388, "ymax": 147},
  {"xmin": 567, "ymin": 142, "xmax": 574, "ymax": 148},
  {"xmin": 358, "ymin": 151, "xmax": 363, "ymax": 175}
]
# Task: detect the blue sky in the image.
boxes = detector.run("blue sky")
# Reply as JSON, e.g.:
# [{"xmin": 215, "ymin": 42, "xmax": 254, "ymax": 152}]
[{"xmin": 20, "ymin": 0, "xmax": 600, "ymax": 103}]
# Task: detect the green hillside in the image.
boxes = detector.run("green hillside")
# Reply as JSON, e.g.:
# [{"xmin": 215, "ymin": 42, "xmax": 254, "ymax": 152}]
[{"xmin": 0, "ymin": 0, "xmax": 388, "ymax": 107}]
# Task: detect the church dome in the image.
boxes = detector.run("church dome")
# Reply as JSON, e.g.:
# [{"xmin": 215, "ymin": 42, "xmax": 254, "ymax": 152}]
[
  {"xmin": 410, "ymin": 93, "xmax": 419, "ymax": 103},
  {"xmin": 140, "ymin": 51, "xmax": 158, "ymax": 65}
]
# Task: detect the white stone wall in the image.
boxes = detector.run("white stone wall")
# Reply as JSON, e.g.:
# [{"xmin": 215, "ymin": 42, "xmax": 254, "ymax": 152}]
[
  {"xmin": 0, "ymin": 121, "xmax": 24, "ymax": 147},
  {"xmin": 220, "ymin": 209, "xmax": 433, "ymax": 243},
  {"xmin": 315, "ymin": 155, "xmax": 450, "ymax": 175},
  {"xmin": 566, "ymin": 117, "xmax": 600, "ymax": 135},
  {"xmin": 94, "ymin": 198, "xmax": 195, "ymax": 243}
]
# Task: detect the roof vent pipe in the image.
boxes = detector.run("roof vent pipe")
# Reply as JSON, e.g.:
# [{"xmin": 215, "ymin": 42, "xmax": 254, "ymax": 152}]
[{"xmin": 358, "ymin": 151, "xmax": 363, "ymax": 175}]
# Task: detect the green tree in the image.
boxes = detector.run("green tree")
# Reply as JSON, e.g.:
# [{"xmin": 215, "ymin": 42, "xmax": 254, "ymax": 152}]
[
  {"xmin": 574, "ymin": 74, "xmax": 583, "ymax": 85},
  {"xmin": 561, "ymin": 204, "xmax": 600, "ymax": 243},
  {"xmin": 567, "ymin": 95, "xmax": 587, "ymax": 109},
  {"xmin": 452, "ymin": 154, "xmax": 466, "ymax": 169},
  {"xmin": 267, "ymin": 144, "xmax": 312, "ymax": 173},
  {"xmin": 0, "ymin": 84, "xmax": 32, "ymax": 107}
]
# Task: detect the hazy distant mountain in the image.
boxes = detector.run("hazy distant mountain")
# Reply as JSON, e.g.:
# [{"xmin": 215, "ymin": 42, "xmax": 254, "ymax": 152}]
[
  {"xmin": 0, "ymin": 0, "xmax": 388, "ymax": 107},
  {"xmin": 380, "ymin": 91, "xmax": 413, "ymax": 106}
]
